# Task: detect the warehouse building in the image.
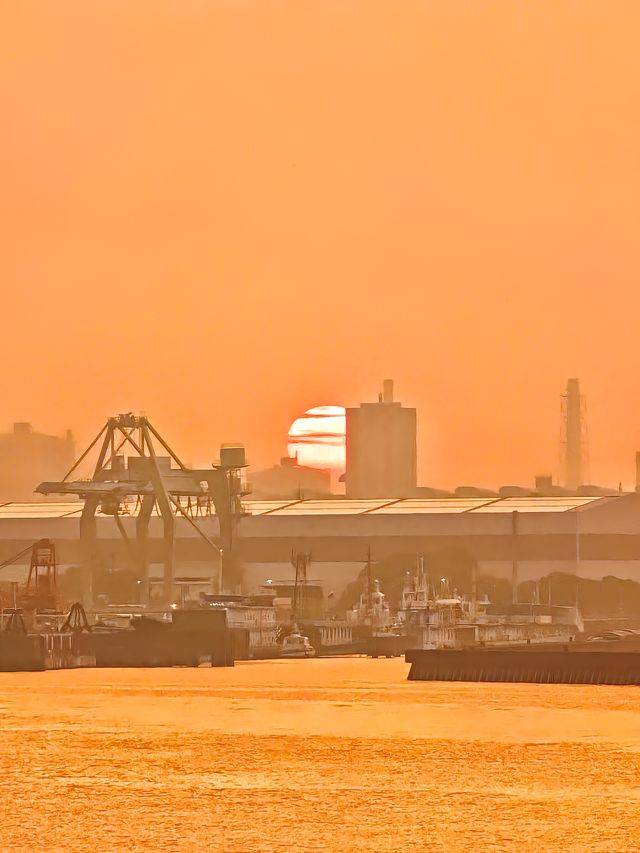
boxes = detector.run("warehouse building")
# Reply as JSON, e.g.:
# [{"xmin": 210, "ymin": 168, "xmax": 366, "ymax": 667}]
[{"xmin": 1, "ymin": 494, "xmax": 640, "ymax": 596}]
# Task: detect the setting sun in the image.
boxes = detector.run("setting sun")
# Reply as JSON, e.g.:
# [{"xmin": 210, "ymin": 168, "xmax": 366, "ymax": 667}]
[{"xmin": 287, "ymin": 405, "xmax": 346, "ymax": 473}]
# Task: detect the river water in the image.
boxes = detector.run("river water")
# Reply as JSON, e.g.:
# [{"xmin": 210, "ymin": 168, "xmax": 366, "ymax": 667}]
[{"xmin": 1, "ymin": 658, "xmax": 640, "ymax": 851}]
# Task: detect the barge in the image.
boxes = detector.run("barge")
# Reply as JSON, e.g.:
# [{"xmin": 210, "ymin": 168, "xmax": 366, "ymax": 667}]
[
  {"xmin": 92, "ymin": 608, "xmax": 233, "ymax": 667},
  {"xmin": 0, "ymin": 605, "xmax": 235, "ymax": 671},
  {"xmin": 0, "ymin": 609, "xmax": 96, "ymax": 671},
  {"xmin": 406, "ymin": 643, "xmax": 640, "ymax": 685}
]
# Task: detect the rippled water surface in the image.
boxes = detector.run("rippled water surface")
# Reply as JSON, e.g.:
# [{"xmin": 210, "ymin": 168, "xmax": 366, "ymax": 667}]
[{"xmin": 2, "ymin": 658, "xmax": 640, "ymax": 851}]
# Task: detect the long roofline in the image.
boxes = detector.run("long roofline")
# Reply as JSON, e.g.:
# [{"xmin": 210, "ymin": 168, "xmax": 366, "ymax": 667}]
[{"xmin": 0, "ymin": 494, "xmax": 619, "ymax": 519}]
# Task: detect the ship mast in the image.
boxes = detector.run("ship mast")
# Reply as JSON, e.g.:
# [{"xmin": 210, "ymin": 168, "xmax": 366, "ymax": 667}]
[
  {"xmin": 366, "ymin": 547, "xmax": 374, "ymax": 617},
  {"xmin": 290, "ymin": 550, "xmax": 310, "ymax": 626}
]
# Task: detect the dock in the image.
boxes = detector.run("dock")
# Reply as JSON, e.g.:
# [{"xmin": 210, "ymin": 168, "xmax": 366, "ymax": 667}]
[{"xmin": 405, "ymin": 647, "xmax": 640, "ymax": 685}]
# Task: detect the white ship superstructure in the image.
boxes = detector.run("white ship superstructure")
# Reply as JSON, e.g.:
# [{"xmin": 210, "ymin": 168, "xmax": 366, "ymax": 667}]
[
  {"xmin": 346, "ymin": 552, "xmax": 392, "ymax": 632},
  {"xmin": 400, "ymin": 556, "xmax": 579, "ymax": 649}
]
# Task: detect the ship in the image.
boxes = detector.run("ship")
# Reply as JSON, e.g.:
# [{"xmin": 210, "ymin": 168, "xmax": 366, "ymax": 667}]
[
  {"xmin": 400, "ymin": 557, "xmax": 640, "ymax": 685},
  {"xmin": 399, "ymin": 556, "xmax": 581, "ymax": 651},
  {"xmin": 346, "ymin": 551, "xmax": 406, "ymax": 657},
  {"xmin": 279, "ymin": 627, "xmax": 316, "ymax": 658}
]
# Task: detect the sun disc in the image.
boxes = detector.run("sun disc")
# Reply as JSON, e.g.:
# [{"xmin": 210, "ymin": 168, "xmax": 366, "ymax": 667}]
[{"xmin": 287, "ymin": 405, "xmax": 346, "ymax": 472}]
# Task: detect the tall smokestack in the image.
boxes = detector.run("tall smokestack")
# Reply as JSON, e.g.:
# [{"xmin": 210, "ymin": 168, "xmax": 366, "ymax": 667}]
[
  {"xmin": 561, "ymin": 378, "xmax": 586, "ymax": 490},
  {"xmin": 382, "ymin": 379, "xmax": 394, "ymax": 403},
  {"xmin": 635, "ymin": 452, "xmax": 640, "ymax": 492}
]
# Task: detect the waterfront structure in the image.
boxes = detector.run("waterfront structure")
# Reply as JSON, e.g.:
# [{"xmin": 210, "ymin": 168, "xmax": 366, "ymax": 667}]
[
  {"xmin": 405, "ymin": 647, "xmax": 640, "ymax": 685},
  {"xmin": 36, "ymin": 413, "xmax": 248, "ymax": 606},
  {"xmin": 216, "ymin": 601, "xmax": 278, "ymax": 657},
  {"xmin": 0, "ymin": 423, "xmax": 74, "ymax": 502},
  {"xmin": 345, "ymin": 380, "xmax": 417, "ymax": 498},
  {"xmin": 3, "ymin": 494, "xmax": 640, "ymax": 598},
  {"xmin": 398, "ymin": 557, "xmax": 581, "ymax": 650}
]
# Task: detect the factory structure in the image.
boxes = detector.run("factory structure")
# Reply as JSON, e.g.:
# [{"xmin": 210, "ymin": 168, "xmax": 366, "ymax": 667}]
[
  {"xmin": 2, "ymin": 493, "xmax": 640, "ymax": 601},
  {"xmin": 1, "ymin": 379, "xmax": 640, "ymax": 605},
  {"xmin": 343, "ymin": 376, "xmax": 600, "ymax": 500},
  {"xmin": 345, "ymin": 379, "xmax": 417, "ymax": 498},
  {"xmin": 561, "ymin": 378, "xmax": 589, "ymax": 490},
  {"xmin": 250, "ymin": 456, "xmax": 331, "ymax": 500}
]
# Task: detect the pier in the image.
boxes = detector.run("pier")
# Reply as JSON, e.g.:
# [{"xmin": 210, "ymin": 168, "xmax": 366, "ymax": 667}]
[{"xmin": 406, "ymin": 648, "xmax": 640, "ymax": 685}]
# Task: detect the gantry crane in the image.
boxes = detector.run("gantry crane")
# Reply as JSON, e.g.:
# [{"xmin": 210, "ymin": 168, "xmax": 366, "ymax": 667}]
[{"xmin": 37, "ymin": 413, "xmax": 247, "ymax": 605}]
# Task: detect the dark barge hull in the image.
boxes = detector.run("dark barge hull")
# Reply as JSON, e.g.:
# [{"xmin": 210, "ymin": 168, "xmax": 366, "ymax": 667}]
[
  {"xmin": 406, "ymin": 648, "xmax": 640, "ymax": 685},
  {"xmin": 0, "ymin": 633, "xmax": 95, "ymax": 672},
  {"xmin": 92, "ymin": 609, "xmax": 235, "ymax": 667},
  {"xmin": 92, "ymin": 630, "xmax": 233, "ymax": 667},
  {"xmin": 0, "ymin": 635, "xmax": 46, "ymax": 671},
  {"xmin": 0, "ymin": 629, "xmax": 232, "ymax": 670},
  {"xmin": 0, "ymin": 609, "xmax": 234, "ymax": 671}
]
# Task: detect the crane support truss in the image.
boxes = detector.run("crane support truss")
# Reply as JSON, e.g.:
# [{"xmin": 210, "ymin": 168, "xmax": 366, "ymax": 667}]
[{"xmin": 37, "ymin": 414, "xmax": 247, "ymax": 605}]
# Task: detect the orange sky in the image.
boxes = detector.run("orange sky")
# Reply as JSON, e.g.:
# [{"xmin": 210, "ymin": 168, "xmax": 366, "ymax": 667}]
[{"xmin": 1, "ymin": 1, "xmax": 640, "ymax": 489}]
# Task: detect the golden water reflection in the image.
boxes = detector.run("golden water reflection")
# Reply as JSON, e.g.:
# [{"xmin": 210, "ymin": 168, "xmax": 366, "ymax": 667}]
[{"xmin": 1, "ymin": 658, "xmax": 639, "ymax": 851}]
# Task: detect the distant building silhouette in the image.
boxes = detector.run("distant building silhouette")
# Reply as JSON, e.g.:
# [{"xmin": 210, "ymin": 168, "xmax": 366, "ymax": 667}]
[
  {"xmin": 250, "ymin": 456, "xmax": 331, "ymax": 499},
  {"xmin": 345, "ymin": 380, "xmax": 417, "ymax": 498},
  {"xmin": 0, "ymin": 423, "xmax": 75, "ymax": 501}
]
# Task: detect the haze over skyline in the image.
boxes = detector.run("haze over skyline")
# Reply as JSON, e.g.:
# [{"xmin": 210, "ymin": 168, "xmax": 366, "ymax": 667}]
[{"xmin": 2, "ymin": 2, "xmax": 640, "ymax": 489}]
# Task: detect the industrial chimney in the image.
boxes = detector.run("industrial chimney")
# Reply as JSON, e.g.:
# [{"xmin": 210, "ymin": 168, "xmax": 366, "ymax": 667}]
[{"xmin": 561, "ymin": 378, "xmax": 588, "ymax": 490}]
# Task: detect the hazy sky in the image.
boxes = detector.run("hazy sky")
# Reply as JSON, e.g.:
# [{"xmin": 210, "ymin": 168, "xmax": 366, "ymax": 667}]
[{"xmin": 2, "ymin": 1, "xmax": 639, "ymax": 489}]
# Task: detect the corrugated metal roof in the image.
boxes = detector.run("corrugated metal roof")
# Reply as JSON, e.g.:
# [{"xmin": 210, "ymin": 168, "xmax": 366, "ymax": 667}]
[
  {"xmin": 257, "ymin": 500, "xmax": 392, "ymax": 515},
  {"xmin": 372, "ymin": 498, "xmax": 493, "ymax": 514},
  {"xmin": 470, "ymin": 496, "xmax": 598, "ymax": 513},
  {"xmin": 0, "ymin": 495, "xmax": 609, "ymax": 519},
  {"xmin": 241, "ymin": 496, "xmax": 606, "ymax": 515}
]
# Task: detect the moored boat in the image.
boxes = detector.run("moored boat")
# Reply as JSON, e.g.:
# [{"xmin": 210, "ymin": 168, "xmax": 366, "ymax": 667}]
[{"xmin": 280, "ymin": 630, "xmax": 316, "ymax": 658}]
